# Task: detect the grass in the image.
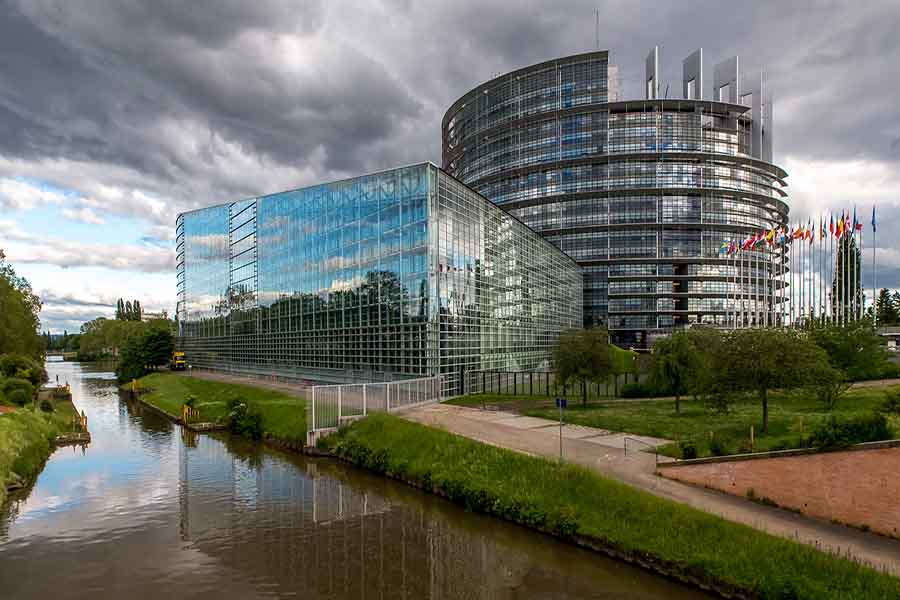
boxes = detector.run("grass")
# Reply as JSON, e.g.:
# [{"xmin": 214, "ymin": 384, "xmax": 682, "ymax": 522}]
[
  {"xmin": 134, "ymin": 373, "xmax": 307, "ymax": 442},
  {"xmin": 325, "ymin": 413, "xmax": 900, "ymax": 599},
  {"xmin": 0, "ymin": 409, "xmax": 59, "ymax": 505},
  {"xmin": 451, "ymin": 385, "xmax": 900, "ymax": 458}
]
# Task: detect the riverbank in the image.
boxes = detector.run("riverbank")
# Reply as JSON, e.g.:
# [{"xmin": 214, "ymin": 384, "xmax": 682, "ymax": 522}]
[
  {"xmin": 0, "ymin": 409, "xmax": 58, "ymax": 505},
  {"xmin": 323, "ymin": 413, "xmax": 900, "ymax": 600},
  {"xmin": 129, "ymin": 372, "xmax": 307, "ymax": 445}
]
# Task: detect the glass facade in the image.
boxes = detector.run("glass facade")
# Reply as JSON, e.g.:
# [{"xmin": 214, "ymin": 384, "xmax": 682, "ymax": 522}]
[
  {"xmin": 176, "ymin": 163, "xmax": 582, "ymax": 396},
  {"xmin": 443, "ymin": 51, "xmax": 789, "ymax": 349}
]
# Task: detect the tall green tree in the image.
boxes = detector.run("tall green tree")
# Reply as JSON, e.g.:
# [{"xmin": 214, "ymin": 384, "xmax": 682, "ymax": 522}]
[
  {"xmin": 116, "ymin": 299, "xmax": 125, "ymax": 321},
  {"xmin": 0, "ymin": 249, "xmax": 43, "ymax": 360},
  {"xmin": 832, "ymin": 235, "xmax": 862, "ymax": 319},
  {"xmin": 875, "ymin": 288, "xmax": 898, "ymax": 326},
  {"xmin": 553, "ymin": 327, "xmax": 614, "ymax": 406},
  {"xmin": 133, "ymin": 299, "xmax": 142, "ymax": 321},
  {"xmin": 711, "ymin": 329, "xmax": 830, "ymax": 432}
]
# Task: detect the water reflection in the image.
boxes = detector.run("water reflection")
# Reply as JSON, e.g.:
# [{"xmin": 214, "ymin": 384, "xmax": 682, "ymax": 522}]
[{"xmin": 0, "ymin": 362, "xmax": 707, "ymax": 599}]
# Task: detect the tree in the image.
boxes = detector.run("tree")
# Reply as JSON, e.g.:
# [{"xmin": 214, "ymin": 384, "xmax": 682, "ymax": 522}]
[
  {"xmin": 711, "ymin": 329, "xmax": 829, "ymax": 433},
  {"xmin": 651, "ymin": 331, "xmax": 696, "ymax": 414},
  {"xmin": 116, "ymin": 299, "xmax": 125, "ymax": 321},
  {"xmin": 807, "ymin": 319, "xmax": 887, "ymax": 381},
  {"xmin": 832, "ymin": 235, "xmax": 862, "ymax": 319},
  {"xmin": 142, "ymin": 328, "xmax": 173, "ymax": 367},
  {"xmin": 875, "ymin": 288, "xmax": 898, "ymax": 326},
  {"xmin": 553, "ymin": 327, "xmax": 614, "ymax": 407},
  {"xmin": 133, "ymin": 299, "xmax": 142, "ymax": 321},
  {"xmin": 115, "ymin": 335, "xmax": 148, "ymax": 382},
  {"xmin": 0, "ymin": 249, "xmax": 43, "ymax": 360}
]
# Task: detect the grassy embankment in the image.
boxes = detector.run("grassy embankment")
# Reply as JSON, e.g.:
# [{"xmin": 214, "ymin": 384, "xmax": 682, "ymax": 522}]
[
  {"xmin": 325, "ymin": 413, "xmax": 900, "ymax": 599},
  {"xmin": 0, "ymin": 409, "xmax": 59, "ymax": 505},
  {"xmin": 134, "ymin": 373, "xmax": 306, "ymax": 442},
  {"xmin": 451, "ymin": 384, "xmax": 900, "ymax": 458}
]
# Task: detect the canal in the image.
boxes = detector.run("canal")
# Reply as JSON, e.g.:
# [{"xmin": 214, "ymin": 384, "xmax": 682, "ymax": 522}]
[{"xmin": 0, "ymin": 361, "xmax": 708, "ymax": 599}]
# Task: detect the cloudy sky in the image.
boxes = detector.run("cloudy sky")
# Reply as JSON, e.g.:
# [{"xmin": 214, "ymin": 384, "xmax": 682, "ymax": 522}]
[{"xmin": 1, "ymin": 0, "xmax": 899, "ymax": 332}]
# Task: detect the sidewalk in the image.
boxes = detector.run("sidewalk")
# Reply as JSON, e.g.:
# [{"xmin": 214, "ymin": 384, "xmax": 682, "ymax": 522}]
[{"xmin": 403, "ymin": 403, "xmax": 900, "ymax": 576}]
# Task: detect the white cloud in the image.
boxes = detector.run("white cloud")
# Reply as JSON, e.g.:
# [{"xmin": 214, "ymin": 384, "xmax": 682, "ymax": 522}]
[
  {"xmin": 0, "ymin": 177, "xmax": 67, "ymax": 210},
  {"xmin": 3, "ymin": 232, "xmax": 173, "ymax": 273},
  {"xmin": 61, "ymin": 206, "xmax": 105, "ymax": 225},
  {"xmin": 783, "ymin": 157, "xmax": 900, "ymax": 224}
]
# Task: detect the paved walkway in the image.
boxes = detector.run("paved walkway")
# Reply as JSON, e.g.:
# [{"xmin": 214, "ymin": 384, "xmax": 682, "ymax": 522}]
[{"xmin": 403, "ymin": 403, "xmax": 900, "ymax": 575}]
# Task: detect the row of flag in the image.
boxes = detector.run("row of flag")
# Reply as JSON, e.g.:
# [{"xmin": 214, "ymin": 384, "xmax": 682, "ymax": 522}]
[{"xmin": 718, "ymin": 207, "xmax": 875, "ymax": 256}]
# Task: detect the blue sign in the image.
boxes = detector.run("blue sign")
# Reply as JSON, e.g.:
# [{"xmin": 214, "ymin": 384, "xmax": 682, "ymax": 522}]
[{"xmin": 555, "ymin": 398, "xmax": 567, "ymax": 409}]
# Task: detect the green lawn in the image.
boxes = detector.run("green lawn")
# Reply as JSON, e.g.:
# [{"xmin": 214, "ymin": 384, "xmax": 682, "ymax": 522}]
[
  {"xmin": 135, "ymin": 373, "xmax": 307, "ymax": 442},
  {"xmin": 325, "ymin": 414, "xmax": 900, "ymax": 600},
  {"xmin": 454, "ymin": 385, "xmax": 900, "ymax": 458}
]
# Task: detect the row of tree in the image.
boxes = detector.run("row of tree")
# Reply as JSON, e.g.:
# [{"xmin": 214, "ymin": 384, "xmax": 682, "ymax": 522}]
[
  {"xmin": 553, "ymin": 320, "xmax": 889, "ymax": 434},
  {"xmin": 650, "ymin": 320, "xmax": 888, "ymax": 431},
  {"xmin": 115, "ymin": 298, "xmax": 143, "ymax": 321},
  {"xmin": 78, "ymin": 316, "xmax": 174, "ymax": 361}
]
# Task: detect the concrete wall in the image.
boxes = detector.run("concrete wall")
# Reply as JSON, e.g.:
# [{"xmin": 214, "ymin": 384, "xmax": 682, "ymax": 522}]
[{"xmin": 658, "ymin": 441, "xmax": 900, "ymax": 538}]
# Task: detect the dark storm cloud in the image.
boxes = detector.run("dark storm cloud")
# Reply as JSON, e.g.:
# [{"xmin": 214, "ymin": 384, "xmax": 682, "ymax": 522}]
[{"xmin": 1, "ymin": 0, "xmax": 899, "ymax": 291}]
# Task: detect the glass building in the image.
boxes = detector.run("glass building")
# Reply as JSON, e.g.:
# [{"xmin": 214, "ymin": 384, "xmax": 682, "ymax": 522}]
[
  {"xmin": 442, "ymin": 49, "xmax": 789, "ymax": 348},
  {"xmin": 176, "ymin": 163, "xmax": 582, "ymax": 396}
]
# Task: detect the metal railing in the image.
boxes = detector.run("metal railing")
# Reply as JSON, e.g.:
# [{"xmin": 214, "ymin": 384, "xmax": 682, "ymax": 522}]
[
  {"xmin": 307, "ymin": 376, "xmax": 441, "ymax": 444},
  {"xmin": 624, "ymin": 436, "xmax": 659, "ymax": 466}
]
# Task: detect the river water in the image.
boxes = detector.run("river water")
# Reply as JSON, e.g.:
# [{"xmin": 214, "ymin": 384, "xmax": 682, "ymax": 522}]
[{"xmin": 0, "ymin": 361, "xmax": 707, "ymax": 599}]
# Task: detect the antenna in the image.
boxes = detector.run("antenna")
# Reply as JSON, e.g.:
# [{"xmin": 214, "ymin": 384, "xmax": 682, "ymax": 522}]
[
  {"xmin": 595, "ymin": 9, "xmax": 599, "ymax": 50},
  {"xmin": 664, "ymin": 83, "xmax": 669, "ymax": 99}
]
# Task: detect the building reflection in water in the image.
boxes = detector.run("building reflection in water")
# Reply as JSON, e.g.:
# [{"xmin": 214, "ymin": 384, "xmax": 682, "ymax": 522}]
[{"xmin": 176, "ymin": 433, "xmax": 550, "ymax": 599}]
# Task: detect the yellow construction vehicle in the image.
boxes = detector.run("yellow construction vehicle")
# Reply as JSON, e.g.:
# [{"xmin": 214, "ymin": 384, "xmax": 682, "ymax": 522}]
[{"xmin": 171, "ymin": 351, "xmax": 186, "ymax": 370}]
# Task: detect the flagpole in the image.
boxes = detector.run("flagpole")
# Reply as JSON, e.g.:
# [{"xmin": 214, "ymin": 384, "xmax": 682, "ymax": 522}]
[
  {"xmin": 873, "ymin": 206, "xmax": 877, "ymax": 327},
  {"xmin": 858, "ymin": 227, "xmax": 863, "ymax": 321}
]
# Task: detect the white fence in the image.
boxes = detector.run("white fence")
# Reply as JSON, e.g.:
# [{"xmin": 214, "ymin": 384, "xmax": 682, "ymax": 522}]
[{"xmin": 307, "ymin": 376, "xmax": 441, "ymax": 445}]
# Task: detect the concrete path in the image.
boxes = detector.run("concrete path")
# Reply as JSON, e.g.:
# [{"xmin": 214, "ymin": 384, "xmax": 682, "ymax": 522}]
[{"xmin": 403, "ymin": 403, "xmax": 900, "ymax": 576}]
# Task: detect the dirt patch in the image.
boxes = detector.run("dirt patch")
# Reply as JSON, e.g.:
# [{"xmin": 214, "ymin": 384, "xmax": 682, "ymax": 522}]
[{"xmin": 0, "ymin": 406, "xmax": 16, "ymax": 414}]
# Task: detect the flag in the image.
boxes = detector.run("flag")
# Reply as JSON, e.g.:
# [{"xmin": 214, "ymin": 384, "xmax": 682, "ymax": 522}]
[
  {"xmin": 836, "ymin": 216, "xmax": 844, "ymax": 238},
  {"xmin": 829, "ymin": 215, "xmax": 834, "ymax": 235},
  {"xmin": 719, "ymin": 240, "xmax": 729, "ymax": 254},
  {"xmin": 793, "ymin": 227, "xmax": 804, "ymax": 240},
  {"xmin": 872, "ymin": 205, "xmax": 877, "ymax": 233},
  {"xmin": 853, "ymin": 207, "xmax": 861, "ymax": 231},
  {"xmin": 766, "ymin": 229, "xmax": 775, "ymax": 245},
  {"xmin": 820, "ymin": 218, "xmax": 826, "ymax": 240}
]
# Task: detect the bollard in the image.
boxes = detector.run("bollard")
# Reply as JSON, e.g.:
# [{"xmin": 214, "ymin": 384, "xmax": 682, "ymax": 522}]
[{"xmin": 750, "ymin": 425, "xmax": 755, "ymax": 451}]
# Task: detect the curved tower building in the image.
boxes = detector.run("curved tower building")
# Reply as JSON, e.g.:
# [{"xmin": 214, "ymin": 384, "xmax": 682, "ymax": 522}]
[{"xmin": 442, "ymin": 49, "xmax": 789, "ymax": 348}]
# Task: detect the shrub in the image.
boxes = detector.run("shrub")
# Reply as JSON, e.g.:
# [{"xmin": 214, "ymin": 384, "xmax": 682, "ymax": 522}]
[
  {"xmin": 2, "ymin": 377, "xmax": 34, "ymax": 407},
  {"xmin": 708, "ymin": 434, "xmax": 731, "ymax": 457},
  {"xmin": 878, "ymin": 391, "xmax": 900, "ymax": 418},
  {"xmin": 679, "ymin": 440, "xmax": 697, "ymax": 459},
  {"xmin": 0, "ymin": 353, "xmax": 43, "ymax": 387},
  {"xmin": 39, "ymin": 399, "xmax": 54, "ymax": 413},
  {"xmin": 184, "ymin": 395, "xmax": 197, "ymax": 409},
  {"xmin": 808, "ymin": 413, "xmax": 891, "ymax": 449},
  {"xmin": 227, "ymin": 396, "xmax": 263, "ymax": 440}
]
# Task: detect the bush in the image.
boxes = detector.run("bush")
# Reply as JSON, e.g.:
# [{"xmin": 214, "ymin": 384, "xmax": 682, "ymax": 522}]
[
  {"xmin": 708, "ymin": 434, "xmax": 731, "ymax": 457},
  {"xmin": 679, "ymin": 440, "xmax": 697, "ymax": 459},
  {"xmin": 808, "ymin": 413, "xmax": 892, "ymax": 449},
  {"xmin": 2, "ymin": 377, "xmax": 34, "ymax": 407},
  {"xmin": 0, "ymin": 353, "xmax": 44, "ymax": 387},
  {"xmin": 620, "ymin": 382, "xmax": 669, "ymax": 398},
  {"xmin": 227, "ymin": 397, "xmax": 263, "ymax": 440},
  {"xmin": 39, "ymin": 399, "xmax": 54, "ymax": 413}
]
